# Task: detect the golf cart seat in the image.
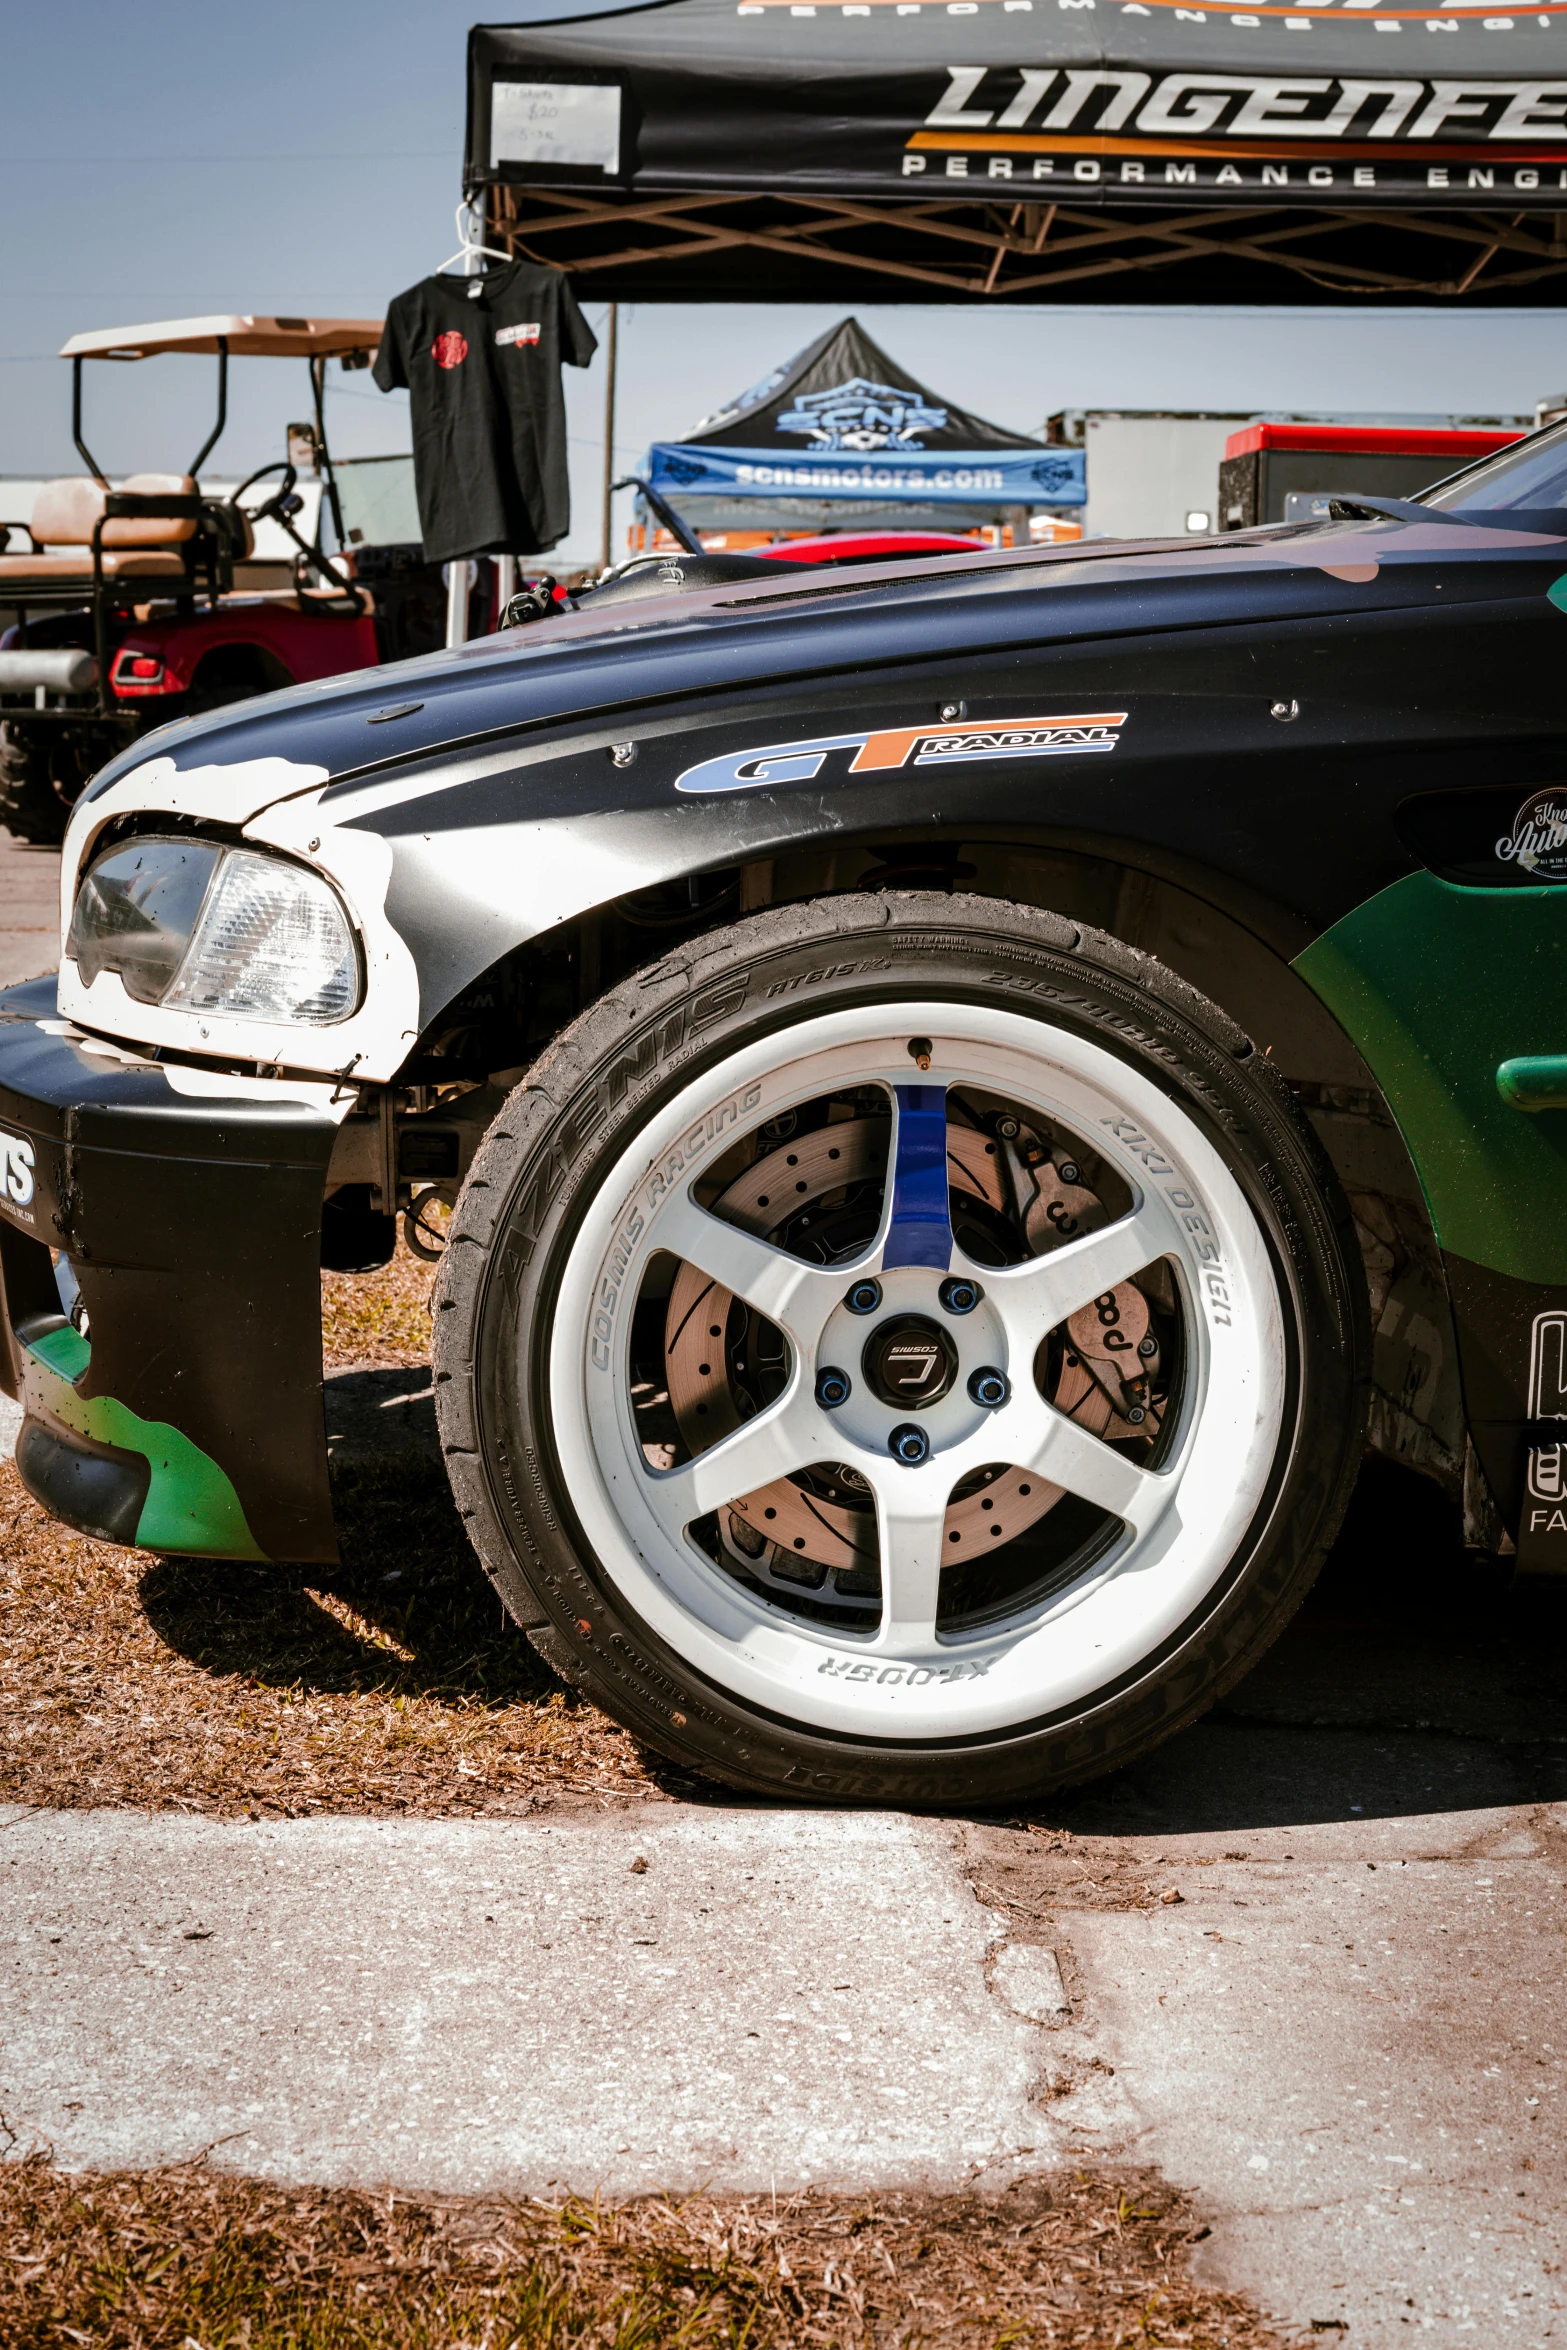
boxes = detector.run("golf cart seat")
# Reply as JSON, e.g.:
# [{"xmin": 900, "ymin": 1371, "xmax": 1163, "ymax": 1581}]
[{"xmin": 0, "ymin": 473, "xmax": 202, "ymax": 585}]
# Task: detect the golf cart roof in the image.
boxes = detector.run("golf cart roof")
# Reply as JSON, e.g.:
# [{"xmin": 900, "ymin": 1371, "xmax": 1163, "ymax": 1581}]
[{"xmin": 60, "ymin": 315, "xmax": 382, "ymax": 361}]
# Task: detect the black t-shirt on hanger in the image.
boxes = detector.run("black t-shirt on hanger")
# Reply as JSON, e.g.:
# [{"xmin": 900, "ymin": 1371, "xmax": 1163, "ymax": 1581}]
[{"xmin": 372, "ymin": 260, "xmax": 597, "ymax": 563}]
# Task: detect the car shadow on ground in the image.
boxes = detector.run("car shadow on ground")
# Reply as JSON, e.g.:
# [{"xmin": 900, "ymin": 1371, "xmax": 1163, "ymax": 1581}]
[
  {"xmin": 1052, "ymin": 1456, "xmax": 1567, "ymax": 1838},
  {"xmin": 139, "ymin": 1450, "xmax": 567, "ymax": 1712},
  {"xmin": 139, "ymin": 1363, "xmax": 1567, "ymax": 1827}
]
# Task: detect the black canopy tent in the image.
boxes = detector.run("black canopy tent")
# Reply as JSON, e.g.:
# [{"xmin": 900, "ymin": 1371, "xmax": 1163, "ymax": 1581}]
[{"xmin": 467, "ymin": 0, "xmax": 1567, "ymax": 303}]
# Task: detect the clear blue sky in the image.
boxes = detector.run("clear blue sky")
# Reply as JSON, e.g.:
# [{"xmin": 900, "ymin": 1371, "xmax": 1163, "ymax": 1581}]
[{"xmin": 5, "ymin": 0, "xmax": 1565, "ymax": 565}]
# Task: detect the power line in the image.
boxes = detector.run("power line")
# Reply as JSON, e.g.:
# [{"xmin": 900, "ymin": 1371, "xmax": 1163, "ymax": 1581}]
[{"xmin": 0, "ymin": 151, "xmax": 455, "ymax": 166}]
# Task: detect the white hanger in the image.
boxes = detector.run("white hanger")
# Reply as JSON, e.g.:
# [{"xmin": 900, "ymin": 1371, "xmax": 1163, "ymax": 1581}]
[{"xmin": 436, "ymin": 199, "xmax": 512, "ymax": 277}]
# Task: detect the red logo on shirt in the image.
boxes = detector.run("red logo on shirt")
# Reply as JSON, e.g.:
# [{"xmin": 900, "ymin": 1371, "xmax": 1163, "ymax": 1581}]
[{"xmin": 431, "ymin": 331, "xmax": 469, "ymax": 371}]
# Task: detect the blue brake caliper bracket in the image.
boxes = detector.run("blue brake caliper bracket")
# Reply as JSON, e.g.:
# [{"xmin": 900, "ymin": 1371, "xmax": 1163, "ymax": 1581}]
[{"xmin": 883, "ymin": 1084, "xmax": 954, "ymax": 1272}]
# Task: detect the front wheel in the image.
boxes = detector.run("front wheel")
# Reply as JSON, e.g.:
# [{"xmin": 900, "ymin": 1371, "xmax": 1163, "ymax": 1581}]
[{"xmin": 435, "ymin": 893, "xmax": 1367, "ymax": 1805}]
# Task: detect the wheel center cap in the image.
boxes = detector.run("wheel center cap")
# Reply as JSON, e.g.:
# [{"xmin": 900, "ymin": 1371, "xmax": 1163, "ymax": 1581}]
[{"xmin": 862, "ymin": 1313, "xmax": 958, "ymax": 1411}]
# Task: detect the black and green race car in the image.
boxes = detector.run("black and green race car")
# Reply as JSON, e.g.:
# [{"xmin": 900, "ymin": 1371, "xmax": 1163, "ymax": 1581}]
[{"xmin": 2, "ymin": 423, "xmax": 1565, "ymax": 1804}]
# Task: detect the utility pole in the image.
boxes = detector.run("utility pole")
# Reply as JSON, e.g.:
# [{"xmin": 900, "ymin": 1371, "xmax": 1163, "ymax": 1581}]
[{"xmin": 599, "ymin": 302, "xmax": 619, "ymax": 575}]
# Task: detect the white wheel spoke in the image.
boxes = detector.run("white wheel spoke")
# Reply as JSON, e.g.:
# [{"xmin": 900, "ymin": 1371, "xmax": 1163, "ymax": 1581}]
[
  {"xmin": 651, "ymin": 1387, "xmax": 821, "ymax": 1523},
  {"xmin": 983, "ymin": 1200, "xmax": 1174, "ymax": 1349},
  {"xmin": 655, "ymin": 1187, "xmax": 845, "ymax": 1352},
  {"xmin": 995, "ymin": 1391, "xmax": 1163, "ymax": 1534},
  {"xmin": 864, "ymin": 1464, "xmax": 951, "ymax": 1652}
]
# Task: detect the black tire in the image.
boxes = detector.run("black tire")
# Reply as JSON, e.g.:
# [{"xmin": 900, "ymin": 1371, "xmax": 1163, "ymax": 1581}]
[
  {"xmin": 0, "ymin": 727, "xmax": 72, "ymax": 846},
  {"xmin": 434, "ymin": 892, "xmax": 1369, "ymax": 1806}
]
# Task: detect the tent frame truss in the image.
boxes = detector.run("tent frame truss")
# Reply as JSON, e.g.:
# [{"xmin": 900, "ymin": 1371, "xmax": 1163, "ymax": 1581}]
[{"xmin": 485, "ymin": 182, "xmax": 1567, "ymax": 301}]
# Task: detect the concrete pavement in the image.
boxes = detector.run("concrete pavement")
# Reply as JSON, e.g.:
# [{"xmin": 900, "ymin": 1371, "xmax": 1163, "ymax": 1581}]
[
  {"xmin": 3, "ymin": 1793, "xmax": 1562, "ymax": 2339},
  {"xmin": 1067, "ymin": 1808, "xmax": 1567, "ymax": 2341},
  {"xmin": 0, "ymin": 830, "xmax": 58, "ymax": 988},
  {"xmin": 0, "ymin": 1805, "xmax": 1121, "ymax": 2197}
]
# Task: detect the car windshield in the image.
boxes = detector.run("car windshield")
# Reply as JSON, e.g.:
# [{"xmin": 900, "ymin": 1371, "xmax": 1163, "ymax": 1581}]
[{"xmin": 1423, "ymin": 417, "xmax": 1567, "ymax": 522}]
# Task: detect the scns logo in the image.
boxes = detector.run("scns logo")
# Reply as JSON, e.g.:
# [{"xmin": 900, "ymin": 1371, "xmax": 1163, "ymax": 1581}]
[{"xmin": 2, "ymin": 1130, "xmax": 35, "ymax": 1210}]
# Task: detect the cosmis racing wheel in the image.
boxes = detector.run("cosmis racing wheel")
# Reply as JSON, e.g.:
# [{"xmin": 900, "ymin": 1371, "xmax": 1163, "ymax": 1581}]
[{"xmin": 434, "ymin": 892, "xmax": 1366, "ymax": 1805}]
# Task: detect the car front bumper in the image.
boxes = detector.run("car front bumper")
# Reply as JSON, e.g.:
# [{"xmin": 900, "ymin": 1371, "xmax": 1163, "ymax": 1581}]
[{"xmin": 0, "ymin": 977, "xmax": 340, "ymax": 1562}]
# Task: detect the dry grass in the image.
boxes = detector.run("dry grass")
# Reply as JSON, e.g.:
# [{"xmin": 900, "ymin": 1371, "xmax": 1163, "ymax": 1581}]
[
  {"xmin": 321, "ymin": 1231, "xmax": 442, "ymax": 1372},
  {"xmin": 0, "ymin": 1452, "xmax": 656, "ymax": 1817},
  {"xmin": 0, "ymin": 2156, "xmax": 1291, "ymax": 2349},
  {"xmin": 0, "ymin": 1228, "xmax": 667, "ymax": 1816}
]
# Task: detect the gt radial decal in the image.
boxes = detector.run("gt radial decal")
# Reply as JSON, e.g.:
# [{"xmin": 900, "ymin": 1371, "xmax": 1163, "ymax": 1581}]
[{"xmin": 674, "ymin": 711, "xmax": 1127, "ymax": 795}]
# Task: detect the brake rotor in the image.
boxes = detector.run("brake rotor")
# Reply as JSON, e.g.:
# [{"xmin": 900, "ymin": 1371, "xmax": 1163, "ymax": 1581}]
[{"xmin": 660, "ymin": 1107, "xmax": 1164, "ymax": 1601}]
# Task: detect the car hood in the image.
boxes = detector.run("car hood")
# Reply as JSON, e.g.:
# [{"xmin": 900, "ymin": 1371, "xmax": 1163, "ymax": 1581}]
[{"xmin": 77, "ymin": 512, "xmax": 1559, "ymax": 822}]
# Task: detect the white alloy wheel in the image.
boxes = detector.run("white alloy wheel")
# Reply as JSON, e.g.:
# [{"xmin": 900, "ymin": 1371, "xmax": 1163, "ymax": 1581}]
[
  {"xmin": 548, "ymin": 1001, "xmax": 1284, "ymax": 1740},
  {"xmin": 437, "ymin": 891, "xmax": 1365, "ymax": 1804}
]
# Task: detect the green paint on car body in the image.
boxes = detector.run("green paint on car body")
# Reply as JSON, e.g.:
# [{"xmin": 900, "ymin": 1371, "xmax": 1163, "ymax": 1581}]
[
  {"xmin": 20, "ymin": 1323, "xmax": 263, "ymax": 1559},
  {"xmin": 1294, "ymin": 871, "xmax": 1567, "ymax": 1286}
]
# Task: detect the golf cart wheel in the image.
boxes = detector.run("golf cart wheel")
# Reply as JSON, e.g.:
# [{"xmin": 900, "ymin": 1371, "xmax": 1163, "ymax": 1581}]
[
  {"xmin": 0, "ymin": 727, "xmax": 75, "ymax": 846},
  {"xmin": 434, "ymin": 892, "xmax": 1367, "ymax": 1805}
]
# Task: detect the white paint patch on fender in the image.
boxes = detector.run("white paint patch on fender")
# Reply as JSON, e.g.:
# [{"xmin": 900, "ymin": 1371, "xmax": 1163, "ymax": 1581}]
[
  {"xmin": 34, "ymin": 1019, "xmax": 156, "ymax": 1067},
  {"xmin": 33, "ymin": 1018, "xmax": 349, "ymax": 1117},
  {"xmin": 160, "ymin": 1062, "xmax": 349, "ymax": 1117},
  {"xmin": 244, "ymin": 791, "xmax": 422, "ymax": 1082},
  {"xmin": 402, "ymin": 811, "xmax": 721, "ymax": 943}
]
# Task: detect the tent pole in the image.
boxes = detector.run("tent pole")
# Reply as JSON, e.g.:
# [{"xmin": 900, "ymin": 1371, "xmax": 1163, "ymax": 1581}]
[{"xmin": 600, "ymin": 302, "xmax": 619, "ymax": 573}]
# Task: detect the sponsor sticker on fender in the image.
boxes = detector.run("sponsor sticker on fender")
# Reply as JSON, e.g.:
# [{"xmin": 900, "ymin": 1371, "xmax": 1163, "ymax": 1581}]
[
  {"xmin": 675, "ymin": 711, "xmax": 1127, "ymax": 795},
  {"xmin": 1, "ymin": 1128, "xmax": 35, "ymax": 1223},
  {"xmin": 1496, "ymin": 785, "xmax": 1567, "ymax": 879},
  {"xmin": 1525, "ymin": 1307, "xmax": 1567, "ymax": 1520},
  {"xmin": 1511, "ymin": 1307, "xmax": 1567, "ymax": 1576}
]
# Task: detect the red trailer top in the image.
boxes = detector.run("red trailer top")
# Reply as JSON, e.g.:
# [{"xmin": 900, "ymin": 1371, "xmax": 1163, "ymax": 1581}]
[{"xmin": 1223, "ymin": 422, "xmax": 1525, "ymax": 463}]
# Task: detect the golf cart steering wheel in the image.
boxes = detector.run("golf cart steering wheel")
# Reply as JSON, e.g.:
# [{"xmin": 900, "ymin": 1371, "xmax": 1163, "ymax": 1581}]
[
  {"xmin": 226, "ymin": 460, "xmax": 365, "ymax": 615},
  {"xmin": 229, "ymin": 461, "xmax": 301, "ymax": 527}
]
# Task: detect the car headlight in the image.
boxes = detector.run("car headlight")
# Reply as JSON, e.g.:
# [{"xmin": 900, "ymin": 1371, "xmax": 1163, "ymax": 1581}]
[{"xmin": 67, "ymin": 836, "xmax": 361, "ymax": 1026}]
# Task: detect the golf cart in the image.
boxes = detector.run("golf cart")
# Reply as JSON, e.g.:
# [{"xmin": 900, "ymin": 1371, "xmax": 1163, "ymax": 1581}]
[{"xmin": 0, "ymin": 315, "xmax": 445, "ymax": 844}]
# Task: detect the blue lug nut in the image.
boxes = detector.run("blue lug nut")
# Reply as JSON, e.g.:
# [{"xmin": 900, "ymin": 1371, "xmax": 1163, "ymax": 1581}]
[
  {"xmin": 968, "ymin": 1366, "xmax": 1010, "ymax": 1408},
  {"xmin": 939, "ymin": 1276, "xmax": 982, "ymax": 1315},
  {"xmin": 845, "ymin": 1278, "xmax": 882, "ymax": 1316},
  {"xmin": 889, "ymin": 1422, "xmax": 930, "ymax": 1466},
  {"xmin": 816, "ymin": 1366, "xmax": 851, "ymax": 1409}
]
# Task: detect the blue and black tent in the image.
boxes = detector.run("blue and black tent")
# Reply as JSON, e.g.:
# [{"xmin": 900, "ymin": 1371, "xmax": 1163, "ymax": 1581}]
[{"xmin": 640, "ymin": 316, "xmax": 1084, "ymax": 536}]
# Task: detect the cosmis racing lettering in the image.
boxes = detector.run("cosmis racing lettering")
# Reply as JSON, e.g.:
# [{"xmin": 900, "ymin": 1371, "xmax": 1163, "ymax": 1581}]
[
  {"xmin": 589, "ymin": 1083, "xmax": 763, "ymax": 1371},
  {"xmin": 495, "ymin": 323, "xmax": 541, "ymax": 348},
  {"xmin": 675, "ymin": 712, "xmax": 1127, "ymax": 796}
]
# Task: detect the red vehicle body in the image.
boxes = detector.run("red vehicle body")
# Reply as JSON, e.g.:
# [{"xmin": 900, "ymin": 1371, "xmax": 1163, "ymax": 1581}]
[
  {"xmin": 758, "ymin": 530, "xmax": 989, "ymax": 565},
  {"xmin": 0, "ymin": 315, "xmax": 440, "ymax": 844},
  {"xmin": 102, "ymin": 597, "xmax": 379, "ymax": 704},
  {"xmin": 1218, "ymin": 420, "xmax": 1525, "ymax": 531}
]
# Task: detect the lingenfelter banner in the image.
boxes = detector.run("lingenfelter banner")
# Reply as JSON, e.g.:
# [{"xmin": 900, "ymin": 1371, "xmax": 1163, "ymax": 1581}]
[{"xmin": 469, "ymin": 0, "xmax": 1567, "ymax": 210}]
